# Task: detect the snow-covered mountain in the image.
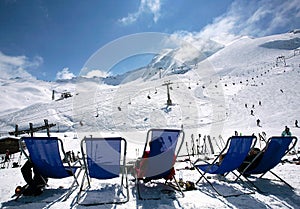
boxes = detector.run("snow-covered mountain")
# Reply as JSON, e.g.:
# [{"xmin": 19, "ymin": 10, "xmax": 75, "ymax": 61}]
[
  {"xmin": 0, "ymin": 31, "xmax": 300, "ymax": 141},
  {"xmin": 1, "ymin": 30, "xmax": 300, "ymax": 209}
]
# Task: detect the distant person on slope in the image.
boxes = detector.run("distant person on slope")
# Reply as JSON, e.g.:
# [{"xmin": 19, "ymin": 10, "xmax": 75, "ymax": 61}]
[
  {"xmin": 281, "ymin": 126, "xmax": 292, "ymax": 137},
  {"xmin": 4, "ymin": 149, "xmax": 10, "ymax": 162},
  {"xmin": 256, "ymin": 119, "xmax": 261, "ymax": 127},
  {"xmin": 0, "ymin": 149, "xmax": 10, "ymax": 168}
]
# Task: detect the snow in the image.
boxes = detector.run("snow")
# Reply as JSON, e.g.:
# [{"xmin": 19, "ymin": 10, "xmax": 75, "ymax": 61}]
[{"xmin": 0, "ymin": 31, "xmax": 300, "ymax": 208}]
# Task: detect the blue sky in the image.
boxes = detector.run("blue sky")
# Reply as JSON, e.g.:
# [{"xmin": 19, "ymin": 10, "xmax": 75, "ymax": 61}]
[{"xmin": 0, "ymin": 0, "xmax": 300, "ymax": 81}]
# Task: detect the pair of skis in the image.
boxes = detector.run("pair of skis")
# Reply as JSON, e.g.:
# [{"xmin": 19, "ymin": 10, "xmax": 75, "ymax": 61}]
[{"xmin": 186, "ymin": 134, "xmax": 225, "ymax": 156}]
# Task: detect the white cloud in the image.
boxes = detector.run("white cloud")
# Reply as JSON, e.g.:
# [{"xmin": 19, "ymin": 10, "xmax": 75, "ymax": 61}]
[
  {"xmin": 0, "ymin": 51, "xmax": 26, "ymax": 66},
  {"xmin": 56, "ymin": 67, "xmax": 76, "ymax": 80},
  {"xmin": 119, "ymin": 0, "xmax": 162, "ymax": 25},
  {"xmin": 170, "ymin": 0, "xmax": 300, "ymax": 46},
  {"xmin": 0, "ymin": 51, "xmax": 42, "ymax": 79},
  {"xmin": 26, "ymin": 55, "xmax": 43, "ymax": 69},
  {"xmin": 84, "ymin": 69, "xmax": 111, "ymax": 78}
]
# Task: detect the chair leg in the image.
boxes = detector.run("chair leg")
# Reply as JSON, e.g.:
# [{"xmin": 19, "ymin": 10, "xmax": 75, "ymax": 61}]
[
  {"xmin": 196, "ymin": 170, "xmax": 256, "ymax": 197},
  {"xmin": 268, "ymin": 170, "xmax": 294, "ymax": 189},
  {"xmin": 239, "ymin": 175, "xmax": 264, "ymax": 193},
  {"xmin": 239, "ymin": 170, "xmax": 294, "ymax": 193},
  {"xmin": 136, "ymin": 178, "xmax": 161, "ymax": 200},
  {"xmin": 230, "ymin": 171, "xmax": 258, "ymax": 194},
  {"xmin": 171, "ymin": 177, "xmax": 185, "ymax": 198},
  {"xmin": 120, "ymin": 166, "xmax": 130, "ymax": 203},
  {"xmin": 195, "ymin": 166, "xmax": 205, "ymax": 184},
  {"xmin": 136, "ymin": 177, "xmax": 184, "ymax": 200},
  {"xmin": 62, "ymin": 168, "xmax": 84, "ymax": 201}
]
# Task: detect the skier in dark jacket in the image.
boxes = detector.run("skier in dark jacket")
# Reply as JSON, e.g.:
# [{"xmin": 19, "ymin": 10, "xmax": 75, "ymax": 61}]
[{"xmin": 281, "ymin": 126, "xmax": 292, "ymax": 137}]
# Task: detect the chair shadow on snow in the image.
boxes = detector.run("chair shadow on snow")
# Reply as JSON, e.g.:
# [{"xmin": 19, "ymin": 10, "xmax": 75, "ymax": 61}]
[
  {"xmin": 197, "ymin": 178, "xmax": 254, "ymax": 198},
  {"xmin": 224, "ymin": 178, "xmax": 300, "ymax": 209},
  {"xmin": 252, "ymin": 178, "xmax": 300, "ymax": 207},
  {"xmin": 195, "ymin": 181, "xmax": 268, "ymax": 209},
  {"xmin": 134, "ymin": 181, "xmax": 182, "ymax": 209},
  {"xmin": 75, "ymin": 184, "xmax": 126, "ymax": 207},
  {"xmin": 1, "ymin": 188, "xmax": 69, "ymax": 208}
]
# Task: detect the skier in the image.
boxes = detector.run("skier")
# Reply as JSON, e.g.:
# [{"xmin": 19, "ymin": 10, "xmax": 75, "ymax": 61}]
[
  {"xmin": 4, "ymin": 149, "xmax": 10, "ymax": 162},
  {"xmin": 0, "ymin": 149, "xmax": 10, "ymax": 168},
  {"xmin": 256, "ymin": 119, "xmax": 261, "ymax": 127},
  {"xmin": 295, "ymin": 120, "xmax": 299, "ymax": 128},
  {"xmin": 281, "ymin": 126, "xmax": 292, "ymax": 137}
]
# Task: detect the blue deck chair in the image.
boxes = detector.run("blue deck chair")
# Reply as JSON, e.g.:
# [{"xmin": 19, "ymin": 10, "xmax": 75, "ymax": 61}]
[
  {"xmin": 238, "ymin": 136, "xmax": 298, "ymax": 191},
  {"xmin": 20, "ymin": 137, "xmax": 82, "ymax": 200},
  {"xmin": 192, "ymin": 135, "xmax": 257, "ymax": 197},
  {"xmin": 135, "ymin": 128, "xmax": 185, "ymax": 200},
  {"xmin": 76, "ymin": 137, "xmax": 129, "ymax": 206}
]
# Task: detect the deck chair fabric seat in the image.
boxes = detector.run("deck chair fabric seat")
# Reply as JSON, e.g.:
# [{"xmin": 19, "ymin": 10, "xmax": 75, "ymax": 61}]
[
  {"xmin": 20, "ymin": 137, "xmax": 82, "ymax": 200},
  {"xmin": 244, "ymin": 136, "xmax": 297, "ymax": 175},
  {"xmin": 76, "ymin": 137, "xmax": 129, "ymax": 206},
  {"xmin": 136, "ymin": 129, "xmax": 185, "ymax": 200},
  {"xmin": 85, "ymin": 139, "xmax": 121, "ymax": 179},
  {"xmin": 195, "ymin": 136, "xmax": 257, "ymax": 175},
  {"xmin": 137, "ymin": 129, "xmax": 178, "ymax": 179},
  {"xmin": 24, "ymin": 138, "xmax": 79, "ymax": 178},
  {"xmin": 239, "ymin": 136, "xmax": 297, "ymax": 190},
  {"xmin": 193, "ymin": 135, "xmax": 257, "ymax": 197}
]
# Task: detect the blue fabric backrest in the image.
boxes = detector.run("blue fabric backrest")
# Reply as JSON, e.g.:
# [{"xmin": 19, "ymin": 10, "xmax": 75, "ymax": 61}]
[
  {"xmin": 23, "ymin": 137, "xmax": 71, "ymax": 178},
  {"xmin": 245, "ymin": 136, "xmax": 293, "ymax": 174},
  {"xmin": 85, "ymin": 138, "xmax": 121, "ymax": 179},
  {"xmin": 217, "ymin": 136, "xmax": 254, "ymax": 173},
  {"xmin": 145, "ymin": 129, "xmax": 180, "ymax": 178}
]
